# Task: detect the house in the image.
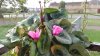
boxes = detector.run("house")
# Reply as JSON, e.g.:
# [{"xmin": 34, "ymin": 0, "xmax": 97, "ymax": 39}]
[{"xmin": 49, "ymin": 0, "xmax": 100, "ymax": 13}]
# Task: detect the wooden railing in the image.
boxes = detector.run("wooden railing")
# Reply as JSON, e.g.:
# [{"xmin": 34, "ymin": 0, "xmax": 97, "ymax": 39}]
[
  {"xmin": 0, "ymin": 46, "xmax": 9, "ymax": 55},
  {"xmin": 87, "ymin": 42, "xmax": 100, "ymax": 52}
]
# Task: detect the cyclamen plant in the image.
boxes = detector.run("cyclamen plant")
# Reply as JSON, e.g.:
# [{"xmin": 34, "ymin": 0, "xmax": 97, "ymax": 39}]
[
  {"xmin": 28, "ymin": 28, "xmax": 41, "ymax": 41},
  {"xmin": 52, "ymin": 25, "xmax": 63, "ymax": 36},
  {"xmin": 28, "ymin": 25, "xmax": 63, "ymax": 41},
  {"xmin": 0, "ymin": 1, "xmax": 91, "ymax": 56}
]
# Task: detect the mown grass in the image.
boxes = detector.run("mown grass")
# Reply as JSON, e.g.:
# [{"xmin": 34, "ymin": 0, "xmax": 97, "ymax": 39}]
[
  {"xmin": 0, "ymin": 25, "xmax": 14, "ymax": 56},
  {"xmin": 0, "ymin": 18, "xmax": 23, "ymax": 22},
  {"xmin": 0, "ymin": 25, "xmax": 14, "ymax": 39},
  {"xmin": 83, "ymin": 29, "xmax": 100, "ymax": 56},
  {"xmin": 89, "ymin": 51, "xmax": 100, "ymax": 56},
  {"xmin": 84, "ymin": 29, "xmax": 100, "ymax": 42},
  {"xmin": 87, "ymin": 19, "xmax": 100, "ymax": 26}
]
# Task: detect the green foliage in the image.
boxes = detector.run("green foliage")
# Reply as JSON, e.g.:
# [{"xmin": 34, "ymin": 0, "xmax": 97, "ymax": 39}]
[
  {"xmin": 17, "ymin": 0, "xmax": 27, "ymax": 13},
  {"xmin": 69, "ymin": 43, "xmax": 90, "ymax": 56},
  {"xmin": 30, "ymin": 42, "xmax": 36, "ymax": 56},
  {"xmin": 54, "ymin": 31, "xmax": 72, "ymax": 44},
  {"xmin": 0, "ymin": 20, "xmax": 90, "ymax": 56},
  {"xmin": 0, "ymin": 25, "xmax": 100, "ymax": 56},
  {"xmin": 36, "ymin": 29, "xmax": 51, "ymax": 55},
  {"xmin": 87, "ymin": 19, "xmax": 100, "ymax": 26},
  {"xmin": 59, "ymin": 19, "xmax": 71, "ymax": 32},
  {"xmin": 0, "ymin": 25, "xmax": 14, "ymax": 39},
  {"xmin": 72, "ymin": 31, "xmax": 89, "ymax": 42},
  {"xmin": 44, "ymin": 0, "xmax": 52, "ymax": 3},
  {"xmin": 59, "ymin": 1, "xmax": 66, "ymax": 9},
  {"xmin": 44, "ymin": 8, "xmax": 59, "ymax": 14},
  {"xmin": 51, "ymin": 45, "xmax": 71, "ymax": 56},
  {"xmin": 59, "ymin": 1, "xmax": 68, "ymax": 19},
  {"xmin": 17, "ymin": 0, "xmax": 26, "ymax": 5},
  {"xmin": 0, "ymin": 8, "xmax": 91, "ymax": 56},
  {"xmin": 85, "ymin": 30, "xmax": 100, "ymax": 42}
]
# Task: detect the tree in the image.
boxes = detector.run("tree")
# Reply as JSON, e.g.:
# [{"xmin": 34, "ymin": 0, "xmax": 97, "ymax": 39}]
[
  {"xmin": 59, "ymin": 1, "xmax": 68, "ymax": 19},
  {"xmin": 0, "ymin": 0, "xmax": 26, "ymax": 18},
  {"xmin": 0, "ymin": 0, "xmax": 4, "ymax": 18},
  {"xmin": 59, "ymin": 1, "xmax": 66, "ymax": 9}
]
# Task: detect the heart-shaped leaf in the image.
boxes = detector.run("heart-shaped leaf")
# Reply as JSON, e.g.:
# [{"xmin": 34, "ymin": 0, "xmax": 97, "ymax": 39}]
[
  {"xmin": 37, "ymin": 29, "xmax": 51, "ymax": 55},
  {"xmin": 30, "ymin": 42, "xmax": 36, "ymax": 56},
  {"xmin": 54, "ymin": 30, "xmax": 72, "ymax": 44},
  {"xmin": 51, "ymin": 45, "xmax": 71, "ymax": 56},
  {"xmin": 69, "ymin": 43, "xmax": 90, "ymax": 56}
]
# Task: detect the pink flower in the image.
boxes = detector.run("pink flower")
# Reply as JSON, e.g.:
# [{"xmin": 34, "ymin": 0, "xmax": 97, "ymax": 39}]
[
  {"xmin": 28, "ymin": 28, "xmax": 41, "ymax": 41},
  {"xmin": 53, "ymin": 25, "xmax": 63, "ymax": 36}
]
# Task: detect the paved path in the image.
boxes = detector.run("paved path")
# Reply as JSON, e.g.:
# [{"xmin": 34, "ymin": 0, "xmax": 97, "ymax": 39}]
[
  {"xmin": 86, "ymin": 26, "xmax": 100, "ymax": 30},
  {"xmin": 3, "ymin": 14, "xmax": 100, "ymax": 19},
  {"xmin": 0, "ymin": 19, "xmax": 16, "ymax": 26}
]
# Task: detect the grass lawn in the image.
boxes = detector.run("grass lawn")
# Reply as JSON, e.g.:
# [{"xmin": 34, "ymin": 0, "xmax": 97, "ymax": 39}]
[
  {"xmin": 0, "ymin": 25, "xmax": 14, "ymax": 39},
  {"xmin": 0, "ymin": 25, "xmax": 14, "ymax": 56},
  {"xmin": 87, "ymin": 19, "xmax": 100, "ymax": 26},
  {"xmin": 0, "ymin": 18, "xmax": 23, "ymax": 21},
  {"xmin": 84, "ymin": 29, "xmax": 100, "ymax": 42}
]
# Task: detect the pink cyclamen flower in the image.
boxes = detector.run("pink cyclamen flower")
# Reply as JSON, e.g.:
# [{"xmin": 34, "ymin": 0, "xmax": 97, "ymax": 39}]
[
  {"xmin": 28, "ymin": 28, "xmax": 41, "ymax": 41},
  {"xmin": 53, "ymin": 25, "xmax": 63, "ymax": 36}
]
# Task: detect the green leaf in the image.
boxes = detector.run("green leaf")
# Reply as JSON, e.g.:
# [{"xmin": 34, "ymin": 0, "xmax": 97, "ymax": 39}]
[
  {"xmin": 59, "ymin": 19, "xmax": 71, "ymax": 32},
  {"xmin": 16, "ymin": 26, "xmax": 26, "ymax": 38},
  {"xmin": 30, "ymin": 42, "xmax": 36, "ymax": 56},
  {"xmin": 44, "ymin": 8, "xmax": 59, "ymax": 14},
  {"xmin": 37, "ymin": 36, "xmax": 45, "ymax": 54},
  {"xmin": 44, "ymin": 22, "xmax": 53, "ymax": 40},
  {"xmin": 72, "ymin": 31, "xmax": 89, "ymax": 42},
  {"xmin": 69, "ymin": 43, "xmax": 90, "ymax": 56},
  {"xmin": 51, "ymin": 45, "xmax": 71, "ymax": 56},
  {"xmin": 0, "ymin": 27, "xmax": 21, "ymax": 49},
  {"xmin": 18, "ymin": 45, "xmax": 30, "ymax": 56},
  {"xmin": 17, "ymin": 14, "xmax": 38, "ymax": 27},
  {"xmin": 70, "ymin": 34, "xmax": 81, "ymax": 44},
  {"xmin": 54, "ymin": 30, "xmax": 72, "ymax": 44},
  {"xmin": 50, "ymin": 11, "xmax": 62, "ymax": 19},
  {"xmin": 37, "ymin": 30, "xmax": 51, "ymax": 55},
  {"xmin": 0, "ymin": 38, "xmax": 21, "ymax": 49},
  {"xmin": 17, "ymin": 0, "xmax": 26, "ymax": 4}
]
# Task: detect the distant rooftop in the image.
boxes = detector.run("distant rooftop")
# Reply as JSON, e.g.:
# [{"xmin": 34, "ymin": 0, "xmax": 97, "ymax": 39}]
[{"xmin": 50, "ymin": 0, "xmax": 100, "ymax": 6}]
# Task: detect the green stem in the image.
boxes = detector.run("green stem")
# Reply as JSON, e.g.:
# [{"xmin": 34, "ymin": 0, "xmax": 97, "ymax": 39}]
[{"xmin": 39, "ymin": 1, "xmax": 44, "ymax": 27}]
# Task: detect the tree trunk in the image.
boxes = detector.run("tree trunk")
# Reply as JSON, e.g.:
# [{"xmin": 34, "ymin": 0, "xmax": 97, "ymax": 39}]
[
  {"xmin": 0, "ymin": 0, "xmax": 4, "ymax": 18},
  {"xmin": 0, "ymin": 13, "xmax": 3, "ymax": 18}
]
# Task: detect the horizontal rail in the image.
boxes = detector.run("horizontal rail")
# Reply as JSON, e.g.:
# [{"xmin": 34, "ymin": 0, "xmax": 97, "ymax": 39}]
[
  {"xmin": 0, "ymin": 46, "xmax": 9, "ymax": 55},
  {"xmin": 87, "ymin": 42, "xmax": 100, "ymax": 52}
]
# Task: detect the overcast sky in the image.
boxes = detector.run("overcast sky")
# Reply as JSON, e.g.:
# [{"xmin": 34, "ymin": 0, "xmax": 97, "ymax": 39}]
[
  {"xmin": 24, "ymin": 0, "xmax": 91, "ymax": 8},
  {"xmin": 6, "ymin": 0, "xmax": 91, "ymax": 8}
]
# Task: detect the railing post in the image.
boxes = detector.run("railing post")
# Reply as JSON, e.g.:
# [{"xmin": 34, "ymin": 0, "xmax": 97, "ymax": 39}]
[{"xmin": 0, "ymin": 47, "xmax": 9, "ymax": 55}]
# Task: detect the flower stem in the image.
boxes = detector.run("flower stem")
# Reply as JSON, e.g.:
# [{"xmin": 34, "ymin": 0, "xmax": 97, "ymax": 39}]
[{"xmin": 39, "ymin": 1, "xmax": 44, "ymax": 26}]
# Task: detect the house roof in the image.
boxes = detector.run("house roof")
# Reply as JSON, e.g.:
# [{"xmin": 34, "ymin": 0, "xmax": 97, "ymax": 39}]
[
  {"xmin": 49, "ymin": 0, "xmax": 100, "ymax": 7},
  {"xmin": 50, "ymin": 2, "xmax": 89, "ymax": 7}
]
